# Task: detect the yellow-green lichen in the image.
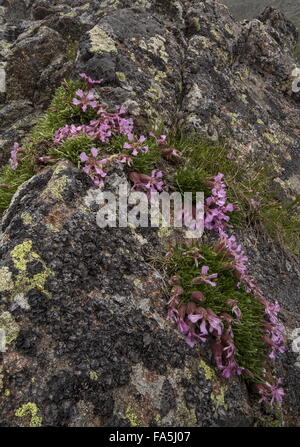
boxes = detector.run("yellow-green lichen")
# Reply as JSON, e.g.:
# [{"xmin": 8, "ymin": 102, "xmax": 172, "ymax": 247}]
[
  {"xmin": 66, "ymin": 40, "xmax": 79, "ymax": 60},
  {"xmin": 263, "ymin": 132, "xmax": 279, "ymax": 144},
  {"xmin": 21, "ymin": 213, "xmax": 33, "ymax": 225},
  {"xmin": 147, "ymin": 87, "xmax": 162, "ymax": 101},
  {"xmin": 11, "ymin": 240, "xmax": 33, "ymax": 272},
  {"xmin": 89, "ymin": 370, "xmax": 98, "ymax": 381},
  {"xmin": 133, "ymin": 278, "xmax": 143, "ymax": 289},
  {"xmin": 210, "ymin": 29, "xmax": 222, "ymax": 41},
  {"xmin": 0, "ymin": 311, "xmax": 19, "ymax": 344},
  {"xmin": 116, "ymin": 71, "xmax": 126, "ymax": 82},
  {"xmin": 4, "ymin": 389, "xmax": 10, "ymax": 397},
  {"xmin": 175, "ymin": 403, "xmax": 197, "ymax": 427},
  {"xmin": 224, "ymin": 23, "xmax": 234, "ymax": 36},
  {"xmin": 0, "ymin": 267, "xmax": 13, "ymax": 292},
  {"xmin": 240, "ymin": 93, "xmax": 248, "ymax": 104},
  {"xmin": 15, "ymin": 403, "xmax": 42, "ymax": 427},
  {"xmin": 125, "ymin": 405, "xmax": 140, "ymax": 427},
  {"xmin": 45, "ymin": 223, "xmax": 60, "ymax": 233},
  {"xmin": 211, "ymin": 386, "xmax": 227, "ymax": 410},
  {"xmin": 88, "ymin": 25, "xmax": 117, "ymax": 53},
  {"xmin": 41, "ymin": 175, "xmax": 68, "ymax": 201}
]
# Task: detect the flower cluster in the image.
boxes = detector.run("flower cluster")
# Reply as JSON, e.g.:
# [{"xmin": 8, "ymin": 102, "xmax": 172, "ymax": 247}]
[
  {"xmin": 54, "ymin": 105, "xmax": 134, "ymax": 145},
  {"xmin": 129, "ymin": 170, "xmax": 164, "ymax": 198},
  {"xmin": 79, "ymin": 148, "xmax": 107, "ymax": 187},
  {"xmin": 167, "ymin": 264, "xmax": 243, "ymax": 377},
  {"xmin": 204, "ymin": 173, "xmax": 238, "ymax": 231}
]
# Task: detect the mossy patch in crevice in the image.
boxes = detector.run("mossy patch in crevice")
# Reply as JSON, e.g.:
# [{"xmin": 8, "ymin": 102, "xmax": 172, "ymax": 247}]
[
  {"xmin": 166, "ymin": 243, "xmax": 267, "ymax": 380},
  {"xmin": 15, "ymin": 402, "xmax": 42, "ymax": 427}
]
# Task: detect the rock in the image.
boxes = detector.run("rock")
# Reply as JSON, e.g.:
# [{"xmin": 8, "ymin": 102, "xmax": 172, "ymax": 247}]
[{"xmin": 0, "ymin": 161, "xmax": 253, "ymax": 426}]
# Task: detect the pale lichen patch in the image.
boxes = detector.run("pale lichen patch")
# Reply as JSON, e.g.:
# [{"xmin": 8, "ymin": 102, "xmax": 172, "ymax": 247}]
[
  {"xmin": 139, "ymin": 35, "xmax": 169, "ymax": 64},
  {"xmin": 88, "ymin": 25, "xmax": 117, "ymax": 53},
  {"xmin": 21, "ymin": 212, "xmax": 33, "ymax": 225},
  {"xmin": 41, "ymin": 175, "xmax": 68, "ymax": 201}
]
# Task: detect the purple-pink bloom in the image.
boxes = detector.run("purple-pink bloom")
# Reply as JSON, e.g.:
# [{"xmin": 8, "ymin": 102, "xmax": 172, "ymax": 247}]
[
  {"xmin": 123, "ymin": 134, "xmax": 148, "ymax": 156},
  {"xmin": 72, "ymin": 89, "xmax": 98, "ymax": 112},
  {"xmin": 80, "ymin": 147, "xmax": 107, "ymax": 186},
  {"xmin": 191, "ymin": 265, "xmax": 218, "ymax": 287}
]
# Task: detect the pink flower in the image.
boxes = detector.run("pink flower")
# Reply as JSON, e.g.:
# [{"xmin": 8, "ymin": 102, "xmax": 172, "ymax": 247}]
[
  {"xmin": 191, "ymin": 265, "xmax": 218, "ymax": 287},
  {"xmin": 9, "ymin": 142, "xmax": 26, "ymax": 170},
  {"xmin": 119, "ymin": 154, "xmax": 132, "ymax": 166},
  {"xmin": 226, "ymin": 299, "xmax": 242, "ymax": 320},
  {"xmin": 123, "ymin": 134, "xmax": 148, "ymax": 156},
  {"xmin": 72, "ymin": 89, "xmax": 98, "ymax": 112},
  {"xmin": 80, "ymin": 147, "xmax": 107, "ymax": 186},
  {"xmin": 149, "ymin": 132, "xmax": 167, "ymax": 146}
]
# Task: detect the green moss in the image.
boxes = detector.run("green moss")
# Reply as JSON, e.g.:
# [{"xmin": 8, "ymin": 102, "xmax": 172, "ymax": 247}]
[
  {"xmin": 50, "ymin": 134, "xmax": 95, "ymax": 166},
  {"xmin": 0, "ymin": 161, "xmax": 35, "ymax": 212},
  {"xmin": 0, "ymin": 79, "xmax": 89, "ymax": 212},
  {"xmin": 15, "ymin": 403, "xmax": 42, "ymax": 427},
  {"xmin": 0, "ymin": 311, "xmax": 19, "ymax": 344}
]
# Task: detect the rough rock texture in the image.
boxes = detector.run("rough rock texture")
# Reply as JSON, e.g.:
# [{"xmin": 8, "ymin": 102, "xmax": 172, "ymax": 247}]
[{"xmin": 0, "ymin": 0, "xmax": 300, "ymax": 426}]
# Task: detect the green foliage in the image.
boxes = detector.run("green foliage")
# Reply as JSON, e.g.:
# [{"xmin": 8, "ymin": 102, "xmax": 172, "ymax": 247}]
[
  {"xmin": 167, "ymin": 243, "xmax": 267, "ymax": 379},
  {"xmin": 0, "ymin": 161, "xmax": 34, "ymax": 211},
  {"xmin": 172, "ymin": 137, "xmax": 300, "ymax": 254}
]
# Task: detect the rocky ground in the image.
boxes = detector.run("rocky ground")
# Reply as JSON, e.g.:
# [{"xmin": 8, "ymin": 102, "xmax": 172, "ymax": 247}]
[{"xmin": 0, "ymin": 0, "xmax": 299, "ymax": 427}]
